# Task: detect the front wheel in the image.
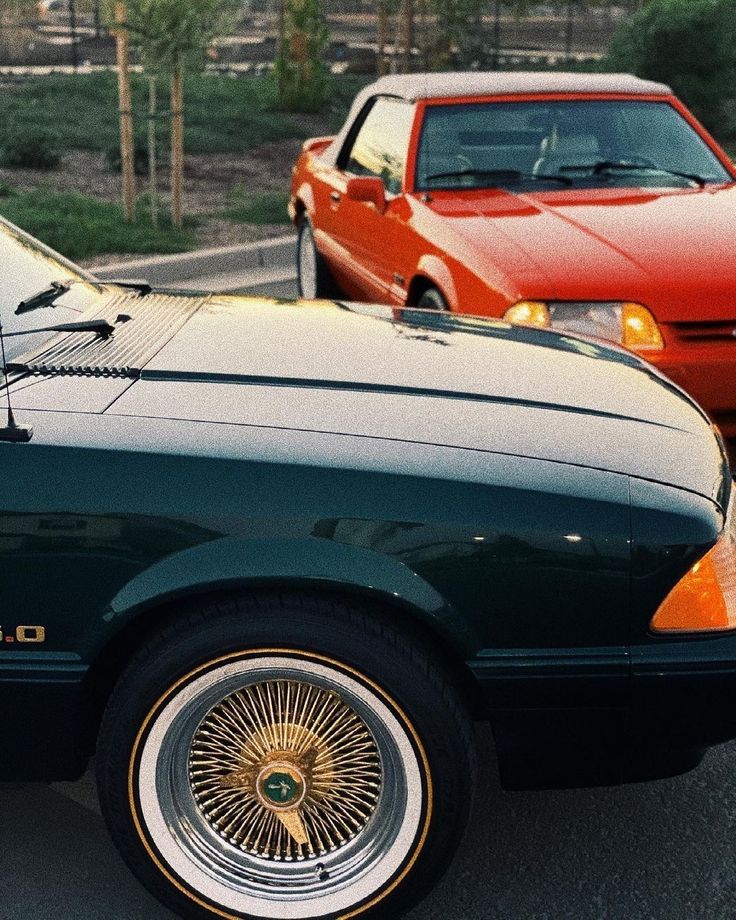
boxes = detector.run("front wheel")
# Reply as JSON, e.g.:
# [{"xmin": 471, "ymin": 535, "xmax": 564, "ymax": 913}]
[
  {"xmin": 297, "ymin": 217, "xmax": 340, "ymax": 299},
  {"xmin": 416, "ymin": 286, "xmax": 449, "ymax": 311},
  {"xmin": 97, "ymin": 594, "xmax": 475, "ymax": 920}
]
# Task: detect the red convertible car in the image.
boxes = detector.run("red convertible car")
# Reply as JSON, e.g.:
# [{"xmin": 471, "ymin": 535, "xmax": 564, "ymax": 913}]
[{"xmin": 290, "ymin": 72, "xmax": 736, "ymax": 436}]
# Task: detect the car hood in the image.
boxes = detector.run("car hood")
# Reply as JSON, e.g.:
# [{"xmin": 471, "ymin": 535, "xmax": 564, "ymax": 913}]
[
  {"xmin": 9, "ymin": 292, "xmax": 727, "ymax": 505},
  {"xmin": 428, "ymin": 184, "xmax": 736, "ymax": 321}
]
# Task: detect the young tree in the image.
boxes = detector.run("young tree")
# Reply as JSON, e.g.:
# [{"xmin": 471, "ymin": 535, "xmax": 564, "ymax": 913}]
[
  {"xmin": 427, "ymin": 0, "xmax": 486, "ymax": 69},
  {"xmin": 273, "ymin": 0, "xmax": 329, "ymax": 112},
  {"xmin": 606, "ymin": 0, "xmax": 736, "ymax": 135},
  {"xmin": 118, "ymin": 0, "xmax": 240, "ymax": 227}
]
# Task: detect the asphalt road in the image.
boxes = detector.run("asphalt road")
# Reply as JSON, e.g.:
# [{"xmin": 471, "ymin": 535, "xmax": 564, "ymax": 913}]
[
  {"xmin": 4, "ymin": 267, "xmax": 736, "ymax": 919},
  {"xmin": 4, "ymin": 727, "xmax": 736, "ymax": 919}
]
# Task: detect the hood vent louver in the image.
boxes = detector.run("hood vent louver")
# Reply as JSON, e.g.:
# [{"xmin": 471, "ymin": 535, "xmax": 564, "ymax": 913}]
[{"xmin": 8, "ymin": 291, "xmax": 206, "ymax": 378}]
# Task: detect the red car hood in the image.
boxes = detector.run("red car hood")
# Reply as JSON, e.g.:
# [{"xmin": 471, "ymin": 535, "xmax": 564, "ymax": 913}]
[{"xmin": 429, "ymin": 184, "xmax": 736, "ymax": 322}]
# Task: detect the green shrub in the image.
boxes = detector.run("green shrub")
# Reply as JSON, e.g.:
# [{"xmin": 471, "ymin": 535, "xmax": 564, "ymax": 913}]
[
  {"xmin": 0, "ymin": 129, "xmax": 62, "ymax": 169},
  {"xmin": 104, "ymin": 142, "xmax": 150, "ymax": 176},
  {"xmin": 606, "ymin": 0, "xmax": 736, "ymax": 137}
]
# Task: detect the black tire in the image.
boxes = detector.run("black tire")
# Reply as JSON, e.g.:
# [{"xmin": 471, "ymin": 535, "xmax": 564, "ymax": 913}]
[
  {"xmin": 416, "ymin": 286, "xmax": 449, "ymax": 311},
  {"xmin": 297, "ymin": 216, "xmax": 341, "ymax": 299},
  {"xmin": 97, "ymin": 593, "xmax": 476, "ymax": 920}
]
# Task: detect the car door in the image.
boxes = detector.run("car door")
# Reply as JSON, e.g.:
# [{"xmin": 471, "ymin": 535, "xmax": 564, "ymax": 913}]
[{"xmin": 331, "ymin": 96, "xmax": 417, "ymax": 303}]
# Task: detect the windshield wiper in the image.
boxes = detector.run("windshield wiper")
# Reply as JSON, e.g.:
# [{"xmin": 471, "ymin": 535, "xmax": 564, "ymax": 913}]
[
  {"xmin": 14, "ymin": 279, "xmax": 75, "ymax": 315},
  {"xmin": 3, "ymin": 319, "xmax": 114, "ymax": 338},
  {"xmin": 423, "ymin": 168, "xmax": 573, "ymax": 187},
  {"xmin": 559, "ymin": 160, "xmax": 706, "ymax": 187}
]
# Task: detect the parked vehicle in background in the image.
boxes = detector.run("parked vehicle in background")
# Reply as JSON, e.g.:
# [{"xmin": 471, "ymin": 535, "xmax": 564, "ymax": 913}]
[{"xmin": 290, "ymin": 72, "xmax": 736, "ymax": 438}]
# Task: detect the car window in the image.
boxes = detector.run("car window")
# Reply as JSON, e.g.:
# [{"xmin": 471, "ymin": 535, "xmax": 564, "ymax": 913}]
[
  {"xmin": 416, "ymin": 100, "xmax": 733, "ymax": 190},
  {"xmin": 344, "ymin": 97, "xmax": 415, "ymax": 195}
]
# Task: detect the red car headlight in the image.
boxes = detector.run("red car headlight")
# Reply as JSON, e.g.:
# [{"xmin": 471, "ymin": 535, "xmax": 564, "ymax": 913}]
[{"xmin": 504, "ymin": 301, "xmax": 664, "ymax": 352}]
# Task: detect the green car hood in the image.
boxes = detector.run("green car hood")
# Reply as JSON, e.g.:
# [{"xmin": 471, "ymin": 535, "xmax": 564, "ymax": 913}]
[{"xmin": 9, "ymin": 292, "xmax": 728, "ymax": 506}]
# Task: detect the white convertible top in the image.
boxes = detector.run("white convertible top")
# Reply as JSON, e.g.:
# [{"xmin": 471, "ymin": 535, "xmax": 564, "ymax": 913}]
[
  {"xmin": 364, "ymin": 71, "xmax": 672, "ymax": 101},
  {"xmin": 321, "ymin": 71, "xmax": 673, "ymax": 166}
]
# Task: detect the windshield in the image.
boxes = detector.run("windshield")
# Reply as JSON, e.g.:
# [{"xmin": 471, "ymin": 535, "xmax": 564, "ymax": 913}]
[
  {"xmin": 0, "ymin": 218, "xmax": 104, "ymax": 359},
  {"xmin": 416, "ymin": 99, "xmax": 733, "ymax": 191}
]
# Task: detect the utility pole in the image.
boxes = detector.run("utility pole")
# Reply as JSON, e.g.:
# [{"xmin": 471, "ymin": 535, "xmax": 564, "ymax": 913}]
[
  {"xmin": 377, "ymin": 0, "xmax": 388, "ymax": 76},
  {"xmin": 565, "ymin": 0, "xmax": 574, "ymax": 60},
  {"xmin": 114, "ymin": 1, "xmax": 135, "ymax": 222},
  {"xmin": 276, "ymin": 0, "xmax": 286, "ymax": 98},
  {"xmin": 401, "ymin": 0, "xmax": 413, "ymax": 74},
  {"xmin": 69, "ymin": 0, "xmax": 78, "ymax": 71},
  {"xmin": 492, "ymin": 0, "xmax": 502, "ymax": 70}
]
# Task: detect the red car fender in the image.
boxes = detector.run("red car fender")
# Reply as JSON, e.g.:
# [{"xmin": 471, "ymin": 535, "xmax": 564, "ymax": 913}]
[
  {"xmin": 413, "ymin": 254, "xmax": 459, "ymax": 310},
  {"xmin": 289, "ymin": 179, "xmax": 315, "ymax": 225}
]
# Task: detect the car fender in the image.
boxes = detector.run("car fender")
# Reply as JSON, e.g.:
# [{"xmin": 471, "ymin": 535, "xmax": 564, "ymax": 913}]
[
  {"xmin": 413, "ymin": 254, "xmax": 459, "ymax": 310},
  {"xmin": 289, "ymin": 180, "xmax": 315, "ymax": 224},
  {"xmin": 103, "ymin": 535, "xmax": 477, "ymax": 655}
]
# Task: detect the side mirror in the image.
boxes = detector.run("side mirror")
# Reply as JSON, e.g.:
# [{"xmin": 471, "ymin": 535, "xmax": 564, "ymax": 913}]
[{"xmin": 345, "ymin": 176, "xmax": 387, "ymax": 212}]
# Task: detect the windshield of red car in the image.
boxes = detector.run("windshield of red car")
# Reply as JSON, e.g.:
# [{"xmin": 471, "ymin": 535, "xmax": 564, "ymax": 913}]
[
  {"xmin": 0, "ymin": 220, "xmax": 104, "ymax": 359},
  {"xmin": 416, "ymin": 99, "xmax": 733, "ymax": 191}
]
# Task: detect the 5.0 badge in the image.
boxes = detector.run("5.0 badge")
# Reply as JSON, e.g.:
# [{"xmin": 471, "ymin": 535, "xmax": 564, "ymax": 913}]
[{"xmin": 0, "ymin": 625, "xmax": 46, "ymax": 644}]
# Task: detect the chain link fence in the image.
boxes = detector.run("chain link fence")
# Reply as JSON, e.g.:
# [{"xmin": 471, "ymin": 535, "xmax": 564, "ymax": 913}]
[{"xmin": 0, "ymin": 2, "xmax": 630, "ymax": 73}]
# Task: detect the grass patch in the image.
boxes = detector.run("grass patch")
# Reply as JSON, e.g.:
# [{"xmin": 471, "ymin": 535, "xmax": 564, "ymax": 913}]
[
  {"xmin": 224, "ymin": 188, "xmax": 291, "ymax": 224},
  {"xmin": 0, "ymin": 73, "xmax": 369, "ymax": 157},
  {"xmin": 0, "ymin": 188, "xmax": 193, "ymax": 261}
]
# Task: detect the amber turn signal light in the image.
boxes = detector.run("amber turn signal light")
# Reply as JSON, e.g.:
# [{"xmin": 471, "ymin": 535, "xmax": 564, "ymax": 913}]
[
  {"xmin": 651, "ymin": 495, "xmax": 736, "ymax": 633},
  {"xmin": 503, "ymin": 301, "xmax": 551, "ymax": 327},
  {"xmin": 621, "ymin": 302, "xmax": 664, "ymax": 351}
]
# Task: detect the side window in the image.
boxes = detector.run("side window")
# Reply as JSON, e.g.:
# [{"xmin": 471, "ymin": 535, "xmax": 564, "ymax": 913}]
[{"xmin": 343, "ymin": 97, "xmax": 415, "ymax": 194}]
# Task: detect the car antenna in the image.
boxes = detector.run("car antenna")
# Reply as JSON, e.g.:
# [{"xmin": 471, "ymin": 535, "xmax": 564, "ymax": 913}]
[{"xmin": 0, "ymin": 318, "xmax": 32, "ymax": 443}]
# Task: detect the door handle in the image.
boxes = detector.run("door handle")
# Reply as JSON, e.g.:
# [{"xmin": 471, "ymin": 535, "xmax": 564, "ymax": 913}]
[{"xmin": 330, "ymin": 191, "xmax": 341, "ymax": 203}]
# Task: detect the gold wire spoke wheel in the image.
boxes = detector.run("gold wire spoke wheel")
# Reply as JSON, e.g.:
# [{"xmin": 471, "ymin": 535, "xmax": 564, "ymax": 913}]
[
  {"xmin": 188, "ymin": 679, "xmax": 383, "ymax": 861},
  {"xmin": 132, "ymin": 653, "xmax": 430, "ymax": 919}
]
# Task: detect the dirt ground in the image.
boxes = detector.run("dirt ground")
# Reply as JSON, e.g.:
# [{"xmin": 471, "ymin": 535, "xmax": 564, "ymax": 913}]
[{"xmin": 0, "ymin": 141, "xmax": 300, "ymax": 265}]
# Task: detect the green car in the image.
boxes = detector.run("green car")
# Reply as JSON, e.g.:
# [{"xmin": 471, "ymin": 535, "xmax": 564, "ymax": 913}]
[{"xmin": 1, "ymin": 215, "xmax": 734, "ymax": 920}]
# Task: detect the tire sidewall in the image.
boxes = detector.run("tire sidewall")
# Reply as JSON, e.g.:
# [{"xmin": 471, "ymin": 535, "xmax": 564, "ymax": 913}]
[
  {"xmin": 416, "ymin": 287, "xmax": 449, "ymax": 311},
  {"xmin": 97, "ymin": 595, "xmax": 474, "ymax": 920},
  {"xmin": 297, "ymin": 217, "xmax": 319, "ymax": 299}
]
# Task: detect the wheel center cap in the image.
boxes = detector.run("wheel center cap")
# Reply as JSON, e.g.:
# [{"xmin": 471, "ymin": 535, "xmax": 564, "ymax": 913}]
[{"xmin": 256, "ymin": 762, "xmax": 306, "ymax": 811}]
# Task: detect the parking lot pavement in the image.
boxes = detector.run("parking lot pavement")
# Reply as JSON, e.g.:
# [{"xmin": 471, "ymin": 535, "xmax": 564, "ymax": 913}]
[{"xmin": 3, "ymin": 727, "xmax": 736, "ymax": 919}]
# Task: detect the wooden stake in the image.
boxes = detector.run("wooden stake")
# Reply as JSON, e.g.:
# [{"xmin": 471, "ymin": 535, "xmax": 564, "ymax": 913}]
[
  {"xmin": 170, "ymin": 66, "xmax": 184, "ymax": 230},
  {"xmin": 114, "ymin": 2, "xmax": 135, "ymax": 223},
  {"xmin": 147, "ymin": 74, "xmax": 158, "ymax": 229}
]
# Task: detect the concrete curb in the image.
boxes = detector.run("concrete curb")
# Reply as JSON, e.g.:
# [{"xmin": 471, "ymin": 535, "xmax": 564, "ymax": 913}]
[{"xmin": 90, "ymin": 234, "xmax": 297, "ymax": 286}]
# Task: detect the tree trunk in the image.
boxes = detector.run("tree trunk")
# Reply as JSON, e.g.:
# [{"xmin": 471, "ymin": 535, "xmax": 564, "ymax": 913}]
[
  {"xmin": 170, "ymin": 66, "xmax": 184, "ymax": 230},
  {"xmin": 114, "ymin": 1, "xmax": 135, "ymax": 223},
  {"xmin": 147, "ymin": 74, "xmax": 158, "ymax": 229}
]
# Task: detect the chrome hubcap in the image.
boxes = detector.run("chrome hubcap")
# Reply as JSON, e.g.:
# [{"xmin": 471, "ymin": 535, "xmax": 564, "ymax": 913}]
[{"xmin": 189, "ymin": 679, "xmax": 382, "ymax": 861}]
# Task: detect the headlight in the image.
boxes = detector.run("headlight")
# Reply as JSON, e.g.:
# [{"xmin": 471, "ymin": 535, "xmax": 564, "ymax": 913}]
[
  {"xmin": 503, "ymin": 301, "xmax": 664, "ymax": 352},
  {"xmin": 651, "ymin": 490, "xmax": 736, "ymax": 633}
]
